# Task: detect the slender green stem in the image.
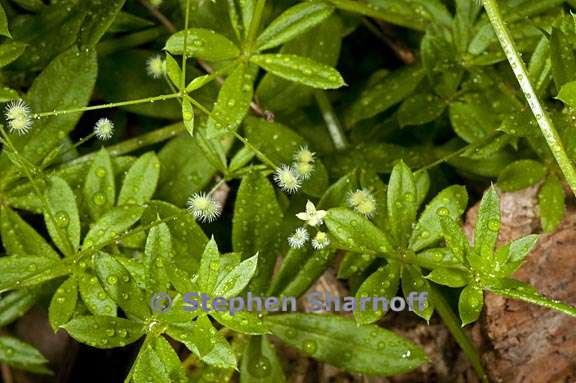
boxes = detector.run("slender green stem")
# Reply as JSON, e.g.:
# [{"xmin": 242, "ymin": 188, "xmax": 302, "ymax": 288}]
[
  {"xmin": 208, "ymin": 178, "xmax": 226, "ymax": 195},
  {"xmin": 415, "ymin": 133, "xmax": 500, "ymax": 174},
  {"xmin": 231, "ymin": 131, "xmax": 277, "ymax": 169},
  {"xmin": 429, "ymin": 286, "xmax": 489, "ymax": 383},
  {"xmin": 71, "ymin": 123, "xmax": 185, "ymax": 164},
  {"xmin": 180, "ymin": 0, "xmax": 192, "ymax": 94},
  {"xmin": 314, "ymin": 91, "xmax": 348, "ymax": 150},
  {"xmin": 245, "ymin": 0, "xmax": 267, "ymax": 50},
  {"xmin": 482, "ymin": 0, "xmax": 576, "ymax": 197},
  {"xmin": 33, "ymin": 93, "xmax": 180, "ymax": 118},
  {"xmin": 182, "ymin": 95, "xmax": 276, "ymax": 169}
]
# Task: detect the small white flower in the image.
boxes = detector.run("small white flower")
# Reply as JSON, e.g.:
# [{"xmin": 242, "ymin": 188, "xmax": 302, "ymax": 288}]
[
  {"xmin": 288, "ymin": 227, "xmax": 309, "ymax": 249},
  {"xmin": 187, "ymin": 192, "xmax": 221, "ymax": 222},
  {"xmin": 273, "ymin": 165, "xmax": 301, "ymax": 194},
  {"xmin": 4, "ymin": 99, "xmax": 32, "ymax": 135},
  {"xmin": 347, "ymin": 189, "xmax": 377, "ymax": 217},
  {"xmin": 94, "ymin": 118, "xmax": 114, "ymax": 140},
  {"xmin": 293, "ymin": 146, "xmax": 315, "ymax": 164},
  {"xmin": 296, "ymin": 200, "xmax": 327, "ymax": 227},
  {"xmin": 146, "ymin": 55, "xmax": 166, "ymax": 79},
  {"xmin": 311, "ymin": 231, "xmax": 330, "ymax": 250}
]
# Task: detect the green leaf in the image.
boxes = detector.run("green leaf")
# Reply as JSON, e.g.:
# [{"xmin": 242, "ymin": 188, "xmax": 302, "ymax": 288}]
[
  {"xmin": 538, "ymin": 175, "xmax": 565, "ymax": 233},
  {"xmin": 141, "ymin": 201, "xmax": 208, "ymax": 263},
  {"xmin": 426, "ymin": 268, "xmax": 469, "ymax": 288},
  {"xmin": 167, "ymin": 315, "xmax": 216, "ymax": 359},
  {"xmin": 415, "ymin": 248, "xmax": 462, "ymax": 269},
  {"xmin": 280, "ymin": 248, "xmax": 337, "ymax": 298},
  {"xmin": 268, "ymin": 247, "xmax": 310, "ymax": 295},
  {"xmin": 198, "ymin": 237, "xmax": 221, "ymax": 292},
  {"xmin": 0, "ymin": 4, "xmax": 10, "ymax": 37},
  {"xmin": 499, "ymin": 112, "xmax": 539, "ymax": 137},
  {"xmin": 256, "ymin": 13, "xmax": 342, "ymax": 113},
  {"xmin": 206, "ymin": 63, "xmax": 255, "ymax": 138},
  {"xmin": 0, "ymin": 47, "xmax": 97, "ymax": 180},
  {"xmin": 0, "ymin": 255, "xmax": 66, "ymax": 292},
  {"xmin": 211, "ymin": 310, "xmax": 268, "ymax": 335},
  {"xmin": 97, "ymin": 50, "xmax": 181, "ymax": 119},
  {"xmin": 164, "ymin": 28, "xmax": 241, "ymax": 61},
  {"xmin": 83, "ymin": 148, "xmax": 116, "ymax": 221},
  {"xmin": 165, "ymin": 53, "xmax": 182, "ymax": 87},
  {"xmin": 401, "ymin": 265, "xmax": 433, "ymax": 321},
  {"xmin": 244, "ymin": 117, "xmax": 329, "ymax": 197},
  {"xmin": 421, "ymin": 26, "xmax": 463, "ymax": 97},
  {"xmin": 449, "ymin": 100, "xmax": 498, "ymax": 143},
  {"xmin": 550, "ymin": 27, "xmax": 576, "ymax": 90},
  {"xmin": 62, "ymin": 315, "xmax": 144, "ymax": 348},
  {"xmin": 144, "ymin": 223, "xmax": 173, "ymax": 293},
  {"xmin": 473, "ymin": 187, "xmax": 500, "ymax": 260},
  {"xmin": 317, "ymin": 170, "xmax": 358, "ymax": 209},
  {"xmin": 0, "ymin": 41, "xmax": 27, "ymax": 68},
  {"xmin": 152, "ymin": 337, "xmax": 187, "ymax": 382},
  {"xmin": 0, "ymin": 207, "xmax": 60, "ymax": 259},
  {"xmin": 337, "ymin": 252, "xmax": 375, "ymax": 279},
  {"xmin": 182, "ymin": 97, "xmax": 195, "ymax": 136},
  {"xmin": 439, "ymin": 216, "xmax": 469, "ymax": 263},
  {"xmin": 0, "ymin": 288, "xmax": 39, "ymax": 327},
  {"xmin": 556, "ymin": 80, "xmax": 576, "ymax": 107},
  {"xmin": 232, "ymin": 172, "xmax": 283, "ymax": 293},
  {"xmin": 157, "ymin": 135, "xmax": 218, "ymax": 206},
  {"xmin": 133, "ymin": 345, "xmax": 171, "ymax": 383},
  {"xmin": 240, "ymin": 336, "xmax": 286, "ymax": 383},
  {"xmin": 409, "ymin": 185, "xmax": 468, "ymax": 252},
  {"xmin": 325, "ymin": 208, "xmax": 393, "ymax": 255},
  {"xmin": 458, "ymin": 285, "xmax": 483, "ymax": 326},
  {"xmin": 44, "ymin": 176, "xmax": 81, "ymax": 256},
  {"xmin": 265, "ymin": 313, "xmax": 428, "ymax": 376},
  {"xmin": 387, "ymin": 161, "xmax": 417, "ymax": 247},
  {"xmin": 256, "ymin": 1, "xmax": 334, "ymax": 51},
  {"xmin": 78, "ymin": 271, "xmax": 117, "ymax": 316},
  {"xmin": 495, "ymin": 234, "xmax": 539, "ymax": 277},
  {"xmin": 94, "ymin": 252, "xmax": 149, "ymax": 319},
  {"xmin": 78, "ymin": 0, "xmax": 126, "ymax": 47},
  {"xmin": 497, "ymin": 159, "xmax": 547, "ymax": 191},
  {"xmin": 489, "ymin": 280, "xmax": 576, "ymax": 318},
  {"xmin": 117, "ymin": 152, "xmax": 160, "ymax": 206},
  {"xmin": 214, "ymin": 254, "xmax": 258, "ymax": 298},
  {"xmin": 48, "ymin": 277, "xmax": 78, "ymax": 330},
  {"xmin": 82, "ymin": 206, "xmax": 144, "ymax": 250},
  {"xmin": 354, "ymin": 262, "xmax": 401, "ymax": 324},
  {"xmin": 250, "ymin": 54, "xmax": 345, "ymax": 89},
  {"xmin": 0, "ymin": 336, "xmax": 50, "ymax": 374},
  {"xmin": 452, "ymin": 0, "xmax": 482, "ymax": 53},
  {"xmin": 345, "ymin": 65, "xmax": 424, "ymax": 127},
  {"xmin": 397, "ymin": 94, "xmax": 447, "ymax": 127}
]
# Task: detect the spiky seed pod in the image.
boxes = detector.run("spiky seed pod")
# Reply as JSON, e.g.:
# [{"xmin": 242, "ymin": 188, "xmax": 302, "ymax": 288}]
[
  {"xmin": 311, "ymin": 231, "xmax": 330, "ymax": 250},
  {"xmin": 94, "ymin": 118, "xmax": 115, "ymax": 140},
  {"xmin": 288, "ymin": 227, "xmax": 309, "ymax": 249},
  {"xmin": 274, "ymin": 165, "xmax": 302, "ymax": 194},
  {"xmin": 4, "ymin": 99, "xmax": 32, "ymax": 135},
  {"xmin": 347, "ymin": 189, "xmax": 377, "ymax": 217},
  {"xmin": 146, "ymin": 55, "xmax": 166, "ymax": 79},
  {"xmin": 187, "ymin": 193, "xmax": 222, "ymax": 223}
]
